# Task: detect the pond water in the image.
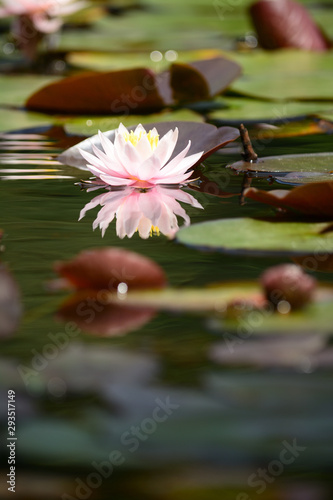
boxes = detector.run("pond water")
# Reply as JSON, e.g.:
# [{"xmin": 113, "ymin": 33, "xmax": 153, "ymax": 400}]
[{"xmin": 1, "ymin": 125, "xmax": 333, "ymax": 499}]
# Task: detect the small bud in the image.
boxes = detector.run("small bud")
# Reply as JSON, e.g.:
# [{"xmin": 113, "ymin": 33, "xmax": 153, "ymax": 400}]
[{"xmin": 260, "ymin": 264, "xmax": 317, "ymax": 310}]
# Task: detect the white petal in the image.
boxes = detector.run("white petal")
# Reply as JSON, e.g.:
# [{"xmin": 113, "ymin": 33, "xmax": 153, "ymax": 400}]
[
  {"xmin": 135, "ymin": 134, "xmax": 154, "ymax": 162},
  {"xmin": 152, "ymin": 128, "xmax": 178, "ymax": 167}
]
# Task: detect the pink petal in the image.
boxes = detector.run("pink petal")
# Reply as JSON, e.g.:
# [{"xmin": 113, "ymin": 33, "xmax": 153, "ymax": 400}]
[{"xmin": 152, "ymin": 128, "xmax": 178, "ymax": 167}]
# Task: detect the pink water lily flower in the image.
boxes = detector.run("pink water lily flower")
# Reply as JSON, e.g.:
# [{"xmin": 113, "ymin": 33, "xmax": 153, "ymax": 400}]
[
  {"xmin": 0, "ymin": 0, "xmax": 87, "ymax": 33},
  {"xmin": 79, "ymin": 123, "xmax": 204, "ymax": 189},
  {"xmin": 79, "ymin": 185, "xmax": 203, "ymax": 239}
]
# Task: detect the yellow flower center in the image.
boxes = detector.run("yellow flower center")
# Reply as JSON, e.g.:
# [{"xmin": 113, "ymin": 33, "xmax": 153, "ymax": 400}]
[
  {"xmin": 123, "ymin": 130, "xmax": 159, "ymax": 150},
  {"xmin": 135, "ymin": 225, "xmax": 160, "ymax": 237},
  {"xmin": 150, "ymin": 226, "xmax": 160, "ymax": 237}
]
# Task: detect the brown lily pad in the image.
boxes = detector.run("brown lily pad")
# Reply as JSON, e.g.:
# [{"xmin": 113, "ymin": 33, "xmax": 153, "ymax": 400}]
[
  {"xmin": 53, "ymin": 248, "xmax": 167, "ymax": 291},
  {"xmin": 26, "ymin": 68, "xmax": 165, "ymax": 115},
  {"xmin": 249, "ymin": 0, "xmax": 331, "ymax": 51},
  {"xmin": 26, "ymin": 57, "xmax": 242, "ymax": 115},
  {"xmin": 244, "ymin": 181, "xmax": 333, "ymax": 218},
  {"xmin": 169, "ymin": 57, "xmax": 241, "ymax": 103}
]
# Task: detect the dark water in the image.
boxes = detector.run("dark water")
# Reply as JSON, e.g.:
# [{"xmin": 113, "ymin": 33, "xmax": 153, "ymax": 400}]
[{"xmin": 1, "ymin": 129, "xmax": 333, "ymax": 499}]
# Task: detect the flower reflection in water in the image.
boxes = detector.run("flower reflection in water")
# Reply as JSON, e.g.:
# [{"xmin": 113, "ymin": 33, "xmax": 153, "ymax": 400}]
[{"xmin": 79, "ymin": 185, "xmax": 203, "ymax": 239}]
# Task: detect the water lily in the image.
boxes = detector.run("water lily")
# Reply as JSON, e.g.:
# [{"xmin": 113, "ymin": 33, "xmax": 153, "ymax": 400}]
[
  {"xmin": 79, "ymin": 185, "xmax": 203, "ymax": 239},
  {"xmin": 0, "ymin": 0, "xmax": 86, "ymax": 33},
  {"xmin": 79, "ymin": 123, "xmax": 204, "ymax": 189}
]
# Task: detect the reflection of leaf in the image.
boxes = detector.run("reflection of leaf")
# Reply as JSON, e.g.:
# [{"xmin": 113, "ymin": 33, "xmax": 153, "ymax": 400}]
[
  {"xmin": 53, "ymin": 247, "xmax": 166, "ymax": 291},
  {"xmin": 0, "ymin": 265, "xmax": 22, "ymax": 337},
  {"xmin": 59, "ymin": 121, "xmax": 240, "ymax": 169},
  {"xmin": 177, "ymin": 218, "xmax": 333, "ymax": 256},
  {"xmin": 244, "ymin": 181, "xmax": 333, "ymax": 218},
  {"xmin": 57, "ymin": 291, "xmax": 155, "ymax": 336}
]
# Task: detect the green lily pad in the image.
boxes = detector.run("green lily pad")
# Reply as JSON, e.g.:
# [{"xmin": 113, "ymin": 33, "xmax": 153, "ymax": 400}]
[
  {"xmin": 177, "ymin": 217, "xmax": 333, "ymax": 256},
  {"xmin": 228, "ymin": 153, "xmax": 333, "ymax": 184},
  {"xmin": 208, "ymin": 97, "xmax": 333, "ymax": 123},
  {"xmin": 0, "ymin": 75, "xmax": 58, "ymax": 107},
  {"xmin": 231, "ymin": 50, "xmax": 333, "ymax": 101},
  {"xmin": 109, "ymin": 281, "xmax": 263, "ymax": 312},
  {"xmin": 275, "ymin": 173, "xmax": 333, "ymax": 186}
]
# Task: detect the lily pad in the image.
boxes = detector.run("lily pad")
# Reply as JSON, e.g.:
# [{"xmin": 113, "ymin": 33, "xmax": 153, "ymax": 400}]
[
  {"xmin": 231, "ymin": 50, "xmax": 333, "ymax": 101},
  {"xmin": 107, "ymin": 281, "xmax": 264, "ymax": 313},
  {"xmin": 244, "ymin": 181, "xmax": 333, "ymax": 217},
  {"xmin": 53, "ymin": 247, "xmax": 167, "ymax": 291},
  {"xmin": 26, "ymin": 68, "xmax": 166, "ymax": 114},
  {"xmin": 176, "ymin": 217, "xmax": 333, "ymax": 256},
  {"xmin": 208, "ymin": 97, "xmax": 333, "ymax": 124},
  {"xmin": 249, "ymin": 0, "xmax": 330, "ymax": 51},
  {"xmin": 228, "ymin": 152, "xmax": 333, "ymax": 184},
  {"xmin": 25, "ymin": 56, "xmax": 242, "ymax": 114}
]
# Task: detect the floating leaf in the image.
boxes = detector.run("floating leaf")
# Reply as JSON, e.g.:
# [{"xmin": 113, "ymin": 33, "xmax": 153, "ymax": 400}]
[
  {"xmin": 177, "ymin": 218, "xmax": 333, "ymax": 256},
  {"xmin": 231, "ymin": 51, "xmax": 333, "ymax": 101},
  {"xmin": 208, "ymin": 97, "xmax": 333, "ymax": 127},
  {"xmin": 58, "ymin": 121, "xmax": 240, "ymax": 169},
  {"xmin": 26, "ymin": 68, "xmax": 165, "ymax": 114},
  {"xmin": 249, "ymin": 0, "xmax": 331, "ymax": 51},
  {"xmin": 244, "ymin": 181, "xmax": 333, "ymax": 217},
  {"xmin": 228, "ymin": 152, "xmax": 333, "ymax": 184},
  {"xmin": 169, "ymin": 57, "xmax": 241, "ymax": 103},
  {"xmin": 25, "ymin": 57, "xmax": 242, "ymax": 114},
  {"xmin": 107, "ymin": 282, "xmax": 264, "ymax": 313},
  {"xmin": 53, "ymin": 248, "xmax": 167, "ymax": 291}
]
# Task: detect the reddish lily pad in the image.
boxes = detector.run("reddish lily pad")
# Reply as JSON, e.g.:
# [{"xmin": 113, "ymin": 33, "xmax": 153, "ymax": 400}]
[
  {"xmin": 250, "ymin": 0, "xmax": 331, "ymax": 51},
  {"xmin": 25, "ymin": 57, "xmax": 242, "ymax": 115},
  {"xmin": 53, "ymin": 248, "xmax": 167, "ymax": 291},
  {"xmin": 169, "ymin": 57, "xmax": 241, "ymax": 103},
  {"xmin": 26, "ymin": 68, "xmax": 165, "ymax": 114},
  {"xmin": 58, "ymin": 121, "xmax": 240, "ymax": 169},
  {"xmin": 244, "ymin": 182, "xmax": 333, "ymax": 218}
]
